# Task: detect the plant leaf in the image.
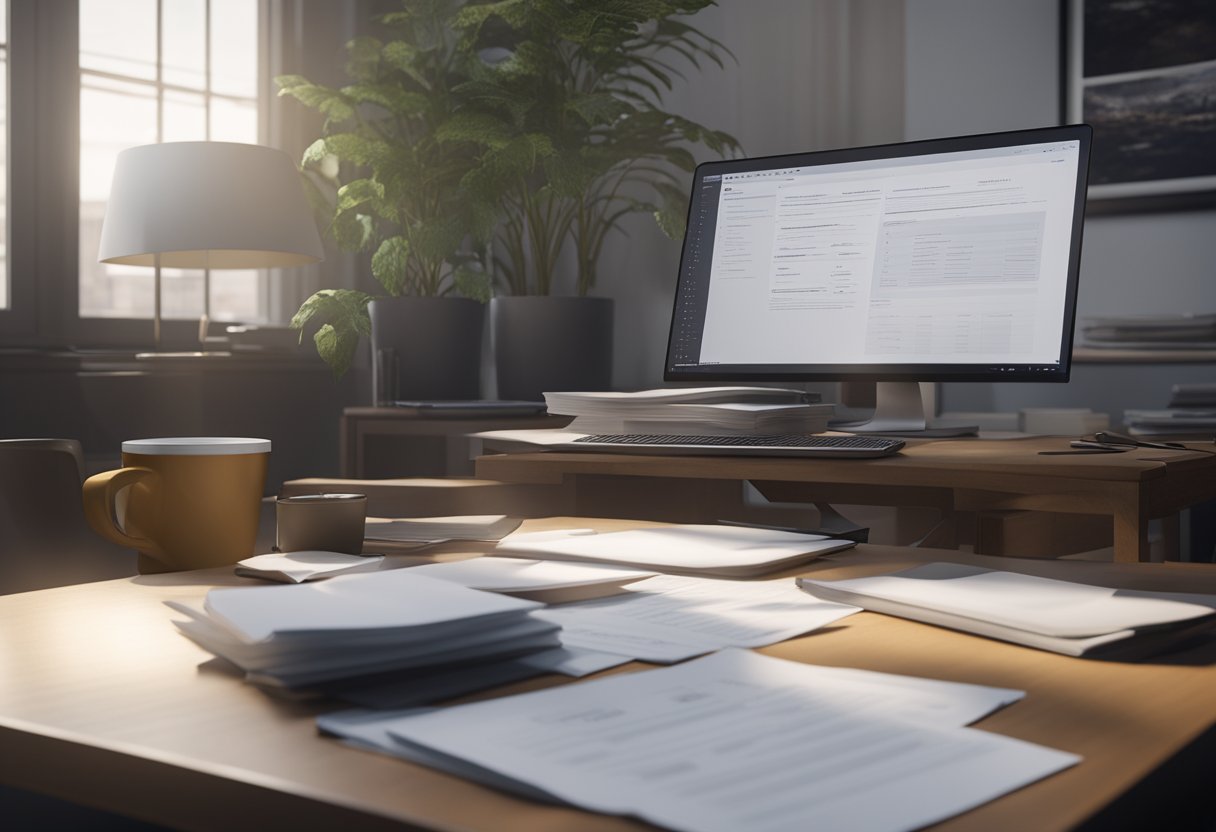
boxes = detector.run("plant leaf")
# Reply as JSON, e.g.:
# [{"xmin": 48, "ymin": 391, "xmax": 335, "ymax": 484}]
[
  {"xmin": 290, "ymin": 288, "xmax": 374, "ymax": 377},
  {"xmin": 335, "ymin": 178, "xmax": 385, "ymax": 214},
  {"xmin": 371, "ymin": 236, "xmax": 410, "ymax": 296},
  {"xmin": 452, "ymin": 265, "xmax": 493, "ymax": 302}
]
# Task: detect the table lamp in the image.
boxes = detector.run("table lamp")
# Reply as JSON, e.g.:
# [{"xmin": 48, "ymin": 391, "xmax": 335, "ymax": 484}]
[{"xmin": 97, "ymin": 141, "xmax": 324, "ymax": 348}]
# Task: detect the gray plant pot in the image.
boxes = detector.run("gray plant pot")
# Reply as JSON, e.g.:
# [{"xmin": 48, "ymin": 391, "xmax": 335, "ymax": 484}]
[
  {"xmin": 370, "ymin": 297, "xmax": 483, "ymax": 402},
  {"xmin": 492, "ymin": 296, "xmax": 613, "ymax": 401}
]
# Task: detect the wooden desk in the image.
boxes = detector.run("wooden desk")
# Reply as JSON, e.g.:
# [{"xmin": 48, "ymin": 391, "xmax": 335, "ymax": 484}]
[
  {"xmin": 341, "ymin": 408, "xmax": 570, "ymax": 478},
  {"xmin": 475, "ymin": 437, "xmax": 1216, "ymax": 562},
  {"xmin": 2, "ymin": 520, "xmax": 1214, "ymax": 831}
]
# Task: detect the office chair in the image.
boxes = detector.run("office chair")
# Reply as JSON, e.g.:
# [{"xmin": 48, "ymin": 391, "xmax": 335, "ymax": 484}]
[{"xmin": 0, "ymin": 438, "xmax": 137, "ymax": 594}]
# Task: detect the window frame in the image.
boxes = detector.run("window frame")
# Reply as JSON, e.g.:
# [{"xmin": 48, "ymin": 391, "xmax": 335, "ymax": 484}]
[{"xmin": 0, "ymin": 0, "xmax": 271, "ymax": 349}]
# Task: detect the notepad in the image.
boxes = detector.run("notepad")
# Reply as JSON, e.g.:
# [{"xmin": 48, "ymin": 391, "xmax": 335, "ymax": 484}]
[
  {"xmin": 495, "ymin": 524, "xmax": 854, "ymax": 577},
  {"xmin": 798, "ymin": 562, "xmax": 1216, "ymax": 657}
]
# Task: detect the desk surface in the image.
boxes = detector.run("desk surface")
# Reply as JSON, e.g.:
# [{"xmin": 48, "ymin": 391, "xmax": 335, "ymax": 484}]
[
  {"xmin": 2, "ymin": 520, "xmax": 1215, "ymax": 831},
  {"xmin": 475, "ymin": 438, "xmax": 1216, "ymax": 562}
]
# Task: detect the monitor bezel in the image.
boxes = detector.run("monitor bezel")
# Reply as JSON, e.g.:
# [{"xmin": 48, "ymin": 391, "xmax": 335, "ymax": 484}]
[{"xmin": 663, "ymin": 124, "xmax": 1093, "ymax": 384}]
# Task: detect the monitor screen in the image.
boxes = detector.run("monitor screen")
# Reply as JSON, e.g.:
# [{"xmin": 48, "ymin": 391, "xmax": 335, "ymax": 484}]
[{"xmin": 665, "ymin": 126, "xmax": 1092, "ymax": 384}]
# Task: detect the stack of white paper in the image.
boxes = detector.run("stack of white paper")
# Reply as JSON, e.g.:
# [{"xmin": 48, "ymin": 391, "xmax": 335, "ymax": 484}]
[
  {"xmin": 544, "ymin": 386, "xmax": 815, "ymax": 414},
  {"xmin": 167, "ymin": 569, "xmax": 560, "ymax": 688},
  {"xmin": 798, "ymin": 562, "xmax": 1216, "ymax": 657},
  {"xmin": 364, "ymin": 514, "xmax": 521, "ymax": 544},
  {"xmin": 320, "ymin": 649, "xmax": 1077, "ymax": 832},
  {"xmin": 566, "ymin": 403, "xmax": 835, "ymax": 437},
  {"xmin": 495, "ymin": 524, "xmax": 854, "ymax": 577},
  {"xmin": 543, "ymin": 387, "xmax": 831, "ymax": 437}
]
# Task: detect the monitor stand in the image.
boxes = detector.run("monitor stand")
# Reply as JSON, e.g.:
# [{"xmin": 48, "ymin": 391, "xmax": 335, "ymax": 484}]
[{"xmin": 842, "ymin": 381, "xmax": 978, "ymax": 437}]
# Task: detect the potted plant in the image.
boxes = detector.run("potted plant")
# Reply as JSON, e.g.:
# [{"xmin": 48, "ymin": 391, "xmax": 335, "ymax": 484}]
[
  {"xmin": 279, "ymin": 1, "xmax": 495, "ymax": 400},
  {"xmin": 449, "ymin": 0, "xmax": 741, "ymax": 399}
]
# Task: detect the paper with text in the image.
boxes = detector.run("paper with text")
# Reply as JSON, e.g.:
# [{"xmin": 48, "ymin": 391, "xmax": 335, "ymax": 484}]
[{"xmin": 374, "ymin": 650, "xmax": 1072, "ymax": 832}]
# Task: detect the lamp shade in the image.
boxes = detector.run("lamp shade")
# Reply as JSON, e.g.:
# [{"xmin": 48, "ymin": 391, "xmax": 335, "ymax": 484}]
[{"xmin": 98, "ymin": 141, "xmax": 324, "ymax": 269}]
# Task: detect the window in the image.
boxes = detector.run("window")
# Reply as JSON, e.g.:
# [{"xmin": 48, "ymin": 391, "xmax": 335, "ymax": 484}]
[
  {"xmin": 78, "ymin": 0, "xmax": 263, "ymax": 325},
  {"xmin": 0, "ymin": 5, "xmax": 8, "ymax": 310}
]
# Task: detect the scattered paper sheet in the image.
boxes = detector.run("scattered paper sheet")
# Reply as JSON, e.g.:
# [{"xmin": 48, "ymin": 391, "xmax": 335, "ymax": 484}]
[
  {"xmin": 495, "ymin": 525, "xmax": 854, "ymax": 577},
  {"xmin": 235, "ymin": 551, "xmax": 384, "ymax": 583},
  {"xmin": 536, "ymin": 574, "xmax": 860, "ymax": 663},
  {"xmin": 407, "ymin": 557, "xmax": 654, "ymax": 593},
  {"xmin": 472, "ymin": 428, "xmax": 589, "ymax": 447},
  {"xmin": 321, "ymin": 650, "xmax": 1070, "ymax": 832}
]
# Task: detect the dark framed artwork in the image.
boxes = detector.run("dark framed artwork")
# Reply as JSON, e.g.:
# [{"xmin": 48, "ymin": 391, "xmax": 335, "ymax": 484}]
[{"xmin": 1063, "ymin": 0, "xmax": 1216, "ymax": 213}]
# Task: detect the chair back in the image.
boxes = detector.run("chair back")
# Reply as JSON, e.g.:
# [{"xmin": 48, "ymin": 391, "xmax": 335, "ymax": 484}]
[{"xmin": 0, "ymin": 439, "xmax": 136, "ymax": 594}]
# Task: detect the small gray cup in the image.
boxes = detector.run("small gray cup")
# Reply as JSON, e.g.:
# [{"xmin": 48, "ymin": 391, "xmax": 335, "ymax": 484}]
[{"xmin": 276, "ymin": 493, "xmax": 367, "ymax": 554}]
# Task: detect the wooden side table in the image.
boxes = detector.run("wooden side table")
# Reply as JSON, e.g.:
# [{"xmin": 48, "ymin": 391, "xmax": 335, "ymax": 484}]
[
  {"xmin": 475, "ymin": 437, "xmax": 1216, "ymax": 563},
  {"xmin": 340, "ymin": 407, "xmax": 570, "ymax": 478}
]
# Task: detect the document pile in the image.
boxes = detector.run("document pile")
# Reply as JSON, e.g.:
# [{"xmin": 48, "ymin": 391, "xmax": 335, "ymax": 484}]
[
  {"xmin": 495, "ymin": 524, "xmax": 854, "ymax": 577},
  {"xmin": 1080, "ymin": 312, "xmax": 1216, "ymax": 349},
  {"xmin": 167, "ymin": 569, "xmax": 559, "ymax": 689},
  {"xmin": 320, "ymin": 649, "xmax": 1078, "ymax": 832},
  {"xmin": 544, "ymin": 386, "xmax": 833, "ymax": 436},
  {"xmin": 364, "ymin": 514, "xmax": 521, "ymax": 545},
  {"xmin": 798, "ymin": 562, "xmax": 1216, "ymax": 658}
]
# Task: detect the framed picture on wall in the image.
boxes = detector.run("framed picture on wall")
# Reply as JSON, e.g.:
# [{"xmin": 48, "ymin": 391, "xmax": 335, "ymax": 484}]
[{"xmin": 1064, "ymin": 0, "xmax": 1216, "ymax": 213}]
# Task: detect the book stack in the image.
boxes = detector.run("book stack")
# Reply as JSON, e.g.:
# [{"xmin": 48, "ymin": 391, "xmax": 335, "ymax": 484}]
[
  {"xmin": 167, "ymin": 569, "xmax": 560, "ymax": 689},
  {"xmin": 798, "ymin": 562, "xmax": 1216, "ymax": 659},
  {"xmin": 1169, "ymin": 383, "xmax": 1216, "ymax": 409},
  {"xmin": 544, "ymin": 386, "xmax": 834, "ymax": 436},
  {"xmin": 1123, "ymin": 408, "xmax": 1216, "ymax": 436},
  {"xmin": 1080, "ymin": 312, "xmax": 1216, "ymax": 349},
  {"xmin": 1122, "ymin": 382, "xmax": 1216, "ymax": 436}
]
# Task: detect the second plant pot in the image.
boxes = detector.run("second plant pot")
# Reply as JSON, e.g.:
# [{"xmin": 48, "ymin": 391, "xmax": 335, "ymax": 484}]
[
  {"xmin": 369, "ymin": 296, "xmax": 483, "ymax": 403},
  {"xmin": 492, "ymin": 296, "xmax": 613, "ymax": 402}
]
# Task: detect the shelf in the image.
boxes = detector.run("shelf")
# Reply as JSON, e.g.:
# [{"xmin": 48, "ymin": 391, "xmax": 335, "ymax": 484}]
[{"xmin": 1073, "ymin": 346, "xmax": 1216, "ymax": 364}]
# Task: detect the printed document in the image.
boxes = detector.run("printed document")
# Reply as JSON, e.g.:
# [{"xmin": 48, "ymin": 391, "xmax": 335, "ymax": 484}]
[
  {"xmin": 536, "ymin": 574, "xmax": 860, "ymax": 662},
  {"xmin": 322, "ymin": 650, "xmax": 1073, "ymax": 832}
]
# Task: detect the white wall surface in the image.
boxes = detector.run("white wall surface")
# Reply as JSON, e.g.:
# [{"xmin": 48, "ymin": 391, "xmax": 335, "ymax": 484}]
[{"xmin": 596, "ymin": 0, "xmax": 905, "ymax": 389}]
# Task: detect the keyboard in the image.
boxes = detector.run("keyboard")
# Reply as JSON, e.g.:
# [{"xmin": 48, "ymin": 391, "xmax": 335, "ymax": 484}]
[{"xmin": 560, "ymin": 433, "xmax": 905, "ymax": 458}]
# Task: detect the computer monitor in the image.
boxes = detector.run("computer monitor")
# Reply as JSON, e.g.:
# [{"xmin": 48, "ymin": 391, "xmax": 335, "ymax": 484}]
[{"xmin": 664, "ymin": 125, "xmax": 1092, "ymax": 435}]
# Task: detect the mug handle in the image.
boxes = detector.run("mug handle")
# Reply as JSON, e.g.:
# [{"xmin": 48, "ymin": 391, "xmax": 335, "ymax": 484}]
[{"xmin": 82, "ymin": 467, "xmax": 162, "ymax": 558}]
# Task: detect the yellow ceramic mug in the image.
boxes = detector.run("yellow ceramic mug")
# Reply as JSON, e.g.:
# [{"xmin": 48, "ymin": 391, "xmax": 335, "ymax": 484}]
[{"xmin": 83, "ymin": 437, "xmax": 270, "ymax": 573}]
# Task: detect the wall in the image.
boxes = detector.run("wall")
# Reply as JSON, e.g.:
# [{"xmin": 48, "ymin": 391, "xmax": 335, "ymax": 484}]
[
  {"xmin": 595, "ymin": 0, "xmax": 906, "ymax": 389},
  {"xmin": 904, "ymin": 0, "xmax": 1216, "ymax": 416}
]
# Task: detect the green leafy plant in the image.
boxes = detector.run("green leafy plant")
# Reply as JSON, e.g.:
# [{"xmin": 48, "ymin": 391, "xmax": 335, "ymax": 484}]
[
  {"xmin": 279, "ymin": 0, "xmax": 497, "ymax": 375},
  {"xmin": 279, "ymin": 0, "xmax": 740, "ymax": 373},
  {"xmin": 451, "ymin": 0, "xmax": 742, "ymax": 296}
]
